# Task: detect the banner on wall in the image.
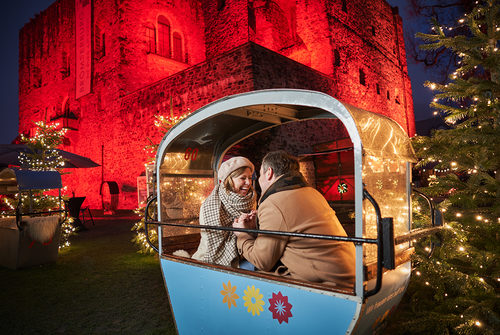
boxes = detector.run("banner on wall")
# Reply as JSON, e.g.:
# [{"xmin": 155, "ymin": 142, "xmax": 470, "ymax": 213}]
[{"xmin": 75, "ymin": 0, "xmax": 92, "ymax": 99}]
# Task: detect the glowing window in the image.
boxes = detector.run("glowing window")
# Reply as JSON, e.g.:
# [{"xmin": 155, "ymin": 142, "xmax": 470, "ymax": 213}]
[{"xmin": 157, "ymin": 16, "xmax": 171, "ymax": 57}]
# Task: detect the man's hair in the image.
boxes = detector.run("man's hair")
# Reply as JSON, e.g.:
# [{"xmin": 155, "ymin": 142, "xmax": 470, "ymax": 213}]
[{"xmin": 262, "ymin": 150, "xmax": 300, "ymax": 177}]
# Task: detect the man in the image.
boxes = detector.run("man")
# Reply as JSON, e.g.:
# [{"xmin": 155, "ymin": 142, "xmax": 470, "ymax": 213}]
[{"xmin": 233, "ymin": 150, "xmax": 355, "ymax": 288}]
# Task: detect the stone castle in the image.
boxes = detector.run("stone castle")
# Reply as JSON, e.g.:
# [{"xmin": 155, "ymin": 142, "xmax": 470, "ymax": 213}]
[{"xmin": 18, "ymin": 0, "xmax": 414, "ymax": 209}]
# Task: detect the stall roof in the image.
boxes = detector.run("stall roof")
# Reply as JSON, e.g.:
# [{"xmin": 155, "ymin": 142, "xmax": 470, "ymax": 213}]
[{"xmin": 0, "ymin": 168, "xmax": 62, "ymax": 192}]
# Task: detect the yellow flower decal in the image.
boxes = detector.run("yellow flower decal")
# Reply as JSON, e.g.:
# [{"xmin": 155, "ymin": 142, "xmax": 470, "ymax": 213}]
[
  {"xmin": 243, "ymin": 285, "xmax": 265, "ymax": 316},
  {"xmin": 220, "ymin": 281, "xmax": 239, "ymax": 309}
]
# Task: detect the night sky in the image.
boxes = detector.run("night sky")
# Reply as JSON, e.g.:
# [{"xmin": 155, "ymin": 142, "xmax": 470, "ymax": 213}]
[{"xmin": 0, "ymin": 0, "xmax": 436, "ymax": 144}]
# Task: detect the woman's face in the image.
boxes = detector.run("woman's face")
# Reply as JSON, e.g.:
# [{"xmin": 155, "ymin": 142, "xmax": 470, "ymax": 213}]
[{"xmin": 231, "ymin": 167, "xmax": 253, "ymax": 196}]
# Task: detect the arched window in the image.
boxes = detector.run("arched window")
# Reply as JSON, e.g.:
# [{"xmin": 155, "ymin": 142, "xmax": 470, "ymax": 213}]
[
  {"xmin": 172, "ymin": 32, "xmax": 183, "ymax": 62},
  {"xmin": 157, "ymin": 16, "xmax": 171, "ymax": 57}
]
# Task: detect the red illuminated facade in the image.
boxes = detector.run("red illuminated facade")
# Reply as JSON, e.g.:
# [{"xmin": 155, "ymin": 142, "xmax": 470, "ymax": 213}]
[{"xmin": 18, "ymin": 0, "xmax": 415, "ymax": 209}]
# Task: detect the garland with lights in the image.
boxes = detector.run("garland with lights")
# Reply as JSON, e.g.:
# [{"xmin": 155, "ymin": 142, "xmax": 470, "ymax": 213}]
[{"xmin": 386, "ymin": 2, "xmax": 500, "ymax": 334}]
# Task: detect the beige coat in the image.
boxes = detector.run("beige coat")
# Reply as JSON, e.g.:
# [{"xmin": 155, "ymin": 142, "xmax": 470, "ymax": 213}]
[{"xmin": 237, "ymin": 186, "xmax": 355, "ymax": 288}]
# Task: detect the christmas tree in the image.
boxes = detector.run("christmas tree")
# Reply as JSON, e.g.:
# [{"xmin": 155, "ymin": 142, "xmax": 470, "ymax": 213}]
[
  {"xmin": 17, "ymin": 121, "xmax": 75, "ymax": 248},
  {"xmin": 132, "ymin": 112, "xmax": 189, "ymax": 253},
  {"xmin": 387, "ymin": 1, "xmax": 499, "ymax": 334}
]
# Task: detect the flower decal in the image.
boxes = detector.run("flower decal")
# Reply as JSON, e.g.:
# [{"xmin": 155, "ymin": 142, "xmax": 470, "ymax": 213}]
[
  {"xmin": 220, "ymin": 281, "xmax": 239, "ymax": 309},
  {"xmin": 243, "ymin": 285, "xmax": 265, "ymax": 316},
  {"xmin": 268, "ymin": 292, "xmax": 293, "ymax": 324}
]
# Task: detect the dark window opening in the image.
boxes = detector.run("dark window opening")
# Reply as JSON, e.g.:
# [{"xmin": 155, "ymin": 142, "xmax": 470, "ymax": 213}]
[
  {"xmin": 146, "ymin": 25, "xmax": 156, "ymax": 54},
  {"xmin": 359, "ymin": 69, "xmax": 366, "ymax": 86},
  {"xmin": 61, "ymin": 51, "xmax": 70, "ymax": 79},
  {"xmin": 395, "ymin": 96, "xmax": 401, "ymax": 104},
  {"xmin": 158, "ymin": 16, "xmax": 171, "ymax": 58},
  {"xmin": 376, "ymin": 83, "xmax": 380, "ymax": 95},
  {"xmin": 94, "ymin": 26, "xmax": 105, "ymax": 60},
  {"xmin": 173, "ymin": 32, "xmax": 183, "ymax": 62},
  {"xmin": 371, "ymin": 26, "xmax": 376, "ymax": 36},
  {"xmin": 341, "ymin": 0, "xmax": 347, "ymax": 12},
  {"xmin": 387, "ymin": 90, "xmax": 390, "ymax": 100},
  {"xmin": 333, "ymin": 49, "xmax": 340, "ymax": 67},
  {"xmin": 33, "ymin": 67, "xmax": 42, "ymax": 88}
]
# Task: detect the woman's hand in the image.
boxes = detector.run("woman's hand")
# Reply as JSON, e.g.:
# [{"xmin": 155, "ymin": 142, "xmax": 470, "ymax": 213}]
[{"xmin": 233, "ymin": 210, "xmax": 257, "ymax": 236}]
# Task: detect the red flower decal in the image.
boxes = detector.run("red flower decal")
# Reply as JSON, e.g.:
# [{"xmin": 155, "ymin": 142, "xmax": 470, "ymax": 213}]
[{"xmin": 268, "ymin": 291, "xmax": 293, "ymax": 324}]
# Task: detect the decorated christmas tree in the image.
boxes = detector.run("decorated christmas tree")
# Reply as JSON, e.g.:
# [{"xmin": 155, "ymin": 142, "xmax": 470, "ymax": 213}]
[
  {"xmin": 17, "ymin": 121, "xmax": 75, "ymax": 248},
  {"xmin": 132, "ymin": 111, "xmax": 189, "ymax": 253},
  {"xmin": 387, "ymin": 1, "xmax": 499, "ymax": 334}
]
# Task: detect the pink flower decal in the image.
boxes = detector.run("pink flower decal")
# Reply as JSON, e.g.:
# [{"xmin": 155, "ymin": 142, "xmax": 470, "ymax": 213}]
[{"xmin": 268, "ymin": 291, "xmax": 293, "ymax": 324}]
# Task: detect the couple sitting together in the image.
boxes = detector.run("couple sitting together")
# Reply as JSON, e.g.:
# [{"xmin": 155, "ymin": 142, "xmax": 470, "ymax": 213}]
[{"xmin": 191, "ymin": 150, "xmax": 355, "ymax": 288}]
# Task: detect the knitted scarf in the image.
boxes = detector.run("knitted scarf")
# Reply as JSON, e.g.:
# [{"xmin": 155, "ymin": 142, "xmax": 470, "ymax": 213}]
[{"xmin": 201, "ymin": 184, "xmax": 256, "ymax": 266}]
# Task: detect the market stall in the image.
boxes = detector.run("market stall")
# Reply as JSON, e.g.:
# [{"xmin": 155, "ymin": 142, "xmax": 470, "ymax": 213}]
[{"xmin": 0, "ymin": 168, "xmax": 63, "ymax": 269}]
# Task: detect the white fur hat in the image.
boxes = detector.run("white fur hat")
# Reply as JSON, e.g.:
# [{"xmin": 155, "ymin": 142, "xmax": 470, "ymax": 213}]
[{"xmin": 218, "ymin": 156, "xmax": 254, "ymax": 182}]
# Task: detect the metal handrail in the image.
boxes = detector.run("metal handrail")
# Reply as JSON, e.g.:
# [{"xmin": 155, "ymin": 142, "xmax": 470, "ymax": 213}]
[
  {"xmin": 144, "ymin": 195, "xmax": 159, "ymax": 253},
  {"xmin": 410, "ymin": 189, "xmax": 443, "ymax": 257},
  {"xmin": 363, "ymin": 189, "xmax": 388, "ymax": 298},
  {"xmin": 145, "ymin": 218, "xmax": 378, "ymax": 245}
]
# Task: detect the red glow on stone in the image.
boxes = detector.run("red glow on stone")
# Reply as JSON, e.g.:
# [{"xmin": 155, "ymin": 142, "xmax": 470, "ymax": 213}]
[{"xmin": 18, "ymin": 0, "xmax": 415, "ymax": 209}]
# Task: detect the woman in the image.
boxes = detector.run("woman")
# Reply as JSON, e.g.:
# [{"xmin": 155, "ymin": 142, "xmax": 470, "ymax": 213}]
[{"xmin": 191, "ymin": 156, "xmax": 256, "ymax": 268}]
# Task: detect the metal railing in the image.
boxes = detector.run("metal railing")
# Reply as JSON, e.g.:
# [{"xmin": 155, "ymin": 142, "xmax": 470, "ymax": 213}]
[{"xmin": 144, "ymin": 189, "xmax": 395, "ymax": 299}]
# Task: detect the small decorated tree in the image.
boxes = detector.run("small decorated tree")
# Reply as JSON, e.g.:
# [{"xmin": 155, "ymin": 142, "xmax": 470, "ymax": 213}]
[{"xmin": 131, "ymin": 112, "xmax": 189, "ymax": 253}]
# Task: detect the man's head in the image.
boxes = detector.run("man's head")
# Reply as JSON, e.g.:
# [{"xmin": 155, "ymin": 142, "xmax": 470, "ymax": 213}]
[{"xmin": 258, "ymin": 150, "xmax": 300, "ymax": 194}]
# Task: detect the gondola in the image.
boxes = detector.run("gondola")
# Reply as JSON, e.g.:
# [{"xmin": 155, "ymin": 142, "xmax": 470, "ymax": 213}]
[{"xmin": 144, "ymin": 89, "xmax": 442, "ymax": 334}]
